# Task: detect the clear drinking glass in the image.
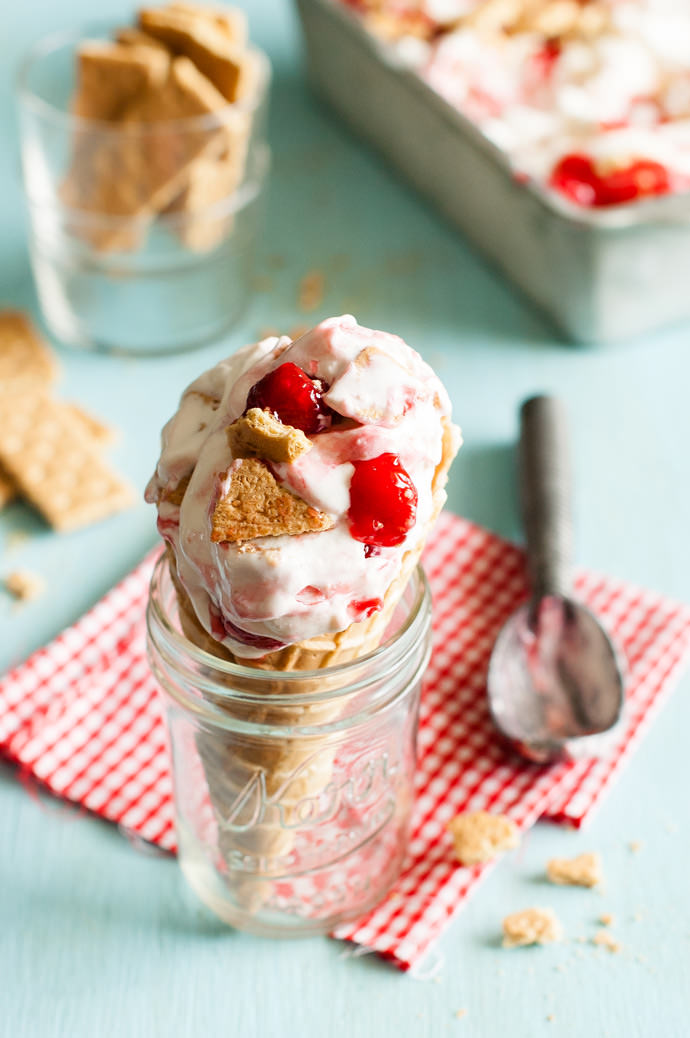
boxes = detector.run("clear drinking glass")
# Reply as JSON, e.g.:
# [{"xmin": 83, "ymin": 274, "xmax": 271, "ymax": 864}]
[
  {"xmin": 16, "ymin": 26, "xmax": 270, "ymax": 356},
  {"xmin": 146, "ymin": 552, "xmax": 432, "ymax": 937}
]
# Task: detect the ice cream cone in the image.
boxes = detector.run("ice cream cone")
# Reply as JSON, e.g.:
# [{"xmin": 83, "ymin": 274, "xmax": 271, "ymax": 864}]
[
  {"xmin": 165, "ymin": 414, "xmax": 456, "ymax": 906},
  {"xmin": 147, "ymin": 317, "xmax": 461, "ymax": 915}
]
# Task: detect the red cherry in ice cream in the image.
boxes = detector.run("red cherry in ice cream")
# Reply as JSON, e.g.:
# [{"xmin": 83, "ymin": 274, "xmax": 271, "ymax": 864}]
[
  {"xmin": 348, "ymin": 453, "xmax": 417, "ymax": 548},
  {"xmin": 550, "ymin": 153, "xmax": 671, "ymax": 207},
  {"xmin": 245, "ymin": 362, "xmax": 331, "ymax": 434}
]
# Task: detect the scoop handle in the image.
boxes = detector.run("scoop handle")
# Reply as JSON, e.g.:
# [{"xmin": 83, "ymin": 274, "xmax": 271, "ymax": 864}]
[{"xmin": 519, "ymin": 395, "xmax": 573, "ymax": 599}]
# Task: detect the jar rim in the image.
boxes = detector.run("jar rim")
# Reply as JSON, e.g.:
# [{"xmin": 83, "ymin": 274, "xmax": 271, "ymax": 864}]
[
  {"xmin": 15, "ymin": 22, "xmax": 271, "ymax": 133},
  {"xmin": 146, "ymin": 551, "xmax": 432, "ymax": 706}
]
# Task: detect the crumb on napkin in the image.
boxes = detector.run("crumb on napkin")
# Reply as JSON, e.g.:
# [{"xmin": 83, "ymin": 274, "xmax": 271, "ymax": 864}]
[{"xmin": 447, "ymin": 811, "xmax": 519, "ymax": 865}]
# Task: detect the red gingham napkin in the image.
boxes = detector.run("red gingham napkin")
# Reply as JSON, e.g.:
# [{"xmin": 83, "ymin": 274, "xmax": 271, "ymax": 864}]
[{"xmin": 2, "ymin": 512, "xmax": 689, "ymax": 969}]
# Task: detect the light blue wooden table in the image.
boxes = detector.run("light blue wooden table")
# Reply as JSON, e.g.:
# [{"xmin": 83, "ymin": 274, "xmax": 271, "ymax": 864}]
[{"xmin": 1, "ymin": 2, "xmax": 689, "ymax": 1036}]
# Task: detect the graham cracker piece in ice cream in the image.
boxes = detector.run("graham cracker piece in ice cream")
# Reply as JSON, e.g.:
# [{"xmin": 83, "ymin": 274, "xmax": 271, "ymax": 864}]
[
  {"xmin": 227, "ymin": 409, "xmax": 312, "ymax": 464},
  {"xmin": 211, "ymin": 458, "xmax": 333, "ymax": 543},
  {"xmin": 0, "ymin": 311, "xmax": 57, "ymax": 394},
  {"xmin": 72, "ymin": 41, "xmax": 170, "ymax": 121},
  {"xmin": 138, "ymin": 6, "xmax": 253, "ymax": 101},
  {"xmin": 0, "ymin": 392, "xmax": 134, "ymax": 532}
]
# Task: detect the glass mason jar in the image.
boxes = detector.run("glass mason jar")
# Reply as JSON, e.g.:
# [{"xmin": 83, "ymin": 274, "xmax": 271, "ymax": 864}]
[
  {"xmin": 146, "ymin": 552, "xmax": 432, "ymax": 937},
  {"xmin": 16, "ymin": 25, "xmax": 270, "ymax": 356}
]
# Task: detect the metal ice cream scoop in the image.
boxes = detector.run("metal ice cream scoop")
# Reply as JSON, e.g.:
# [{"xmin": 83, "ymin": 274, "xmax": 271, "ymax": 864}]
[{"xmin": 487, "ymin": 395, "xmax": 625, "ymax": 763}]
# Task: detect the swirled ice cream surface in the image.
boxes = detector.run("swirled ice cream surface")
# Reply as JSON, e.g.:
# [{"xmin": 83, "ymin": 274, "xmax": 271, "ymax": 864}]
[{"xmin": 146, "ymin": 315, "xmax": 460, "ymax": 657}]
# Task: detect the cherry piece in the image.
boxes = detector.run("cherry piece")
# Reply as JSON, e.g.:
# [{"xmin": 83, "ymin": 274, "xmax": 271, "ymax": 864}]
[
  {"xmin": 348, "ymin": 597, "xmax": 383, "ymax": 621},
  {"xmin": 550, "ymin": 154, "xmax": 600, "ymax": 206},
  {"xmin": 550, "ymin": 153, "xmax": 671, "ymax": 208},
  {"xmin": 596, "ymin": 159, "xmax": 670, "ymax": 206},
  {"xmin": 245, "ymin": 362, "xmax": 331, "ymax": 434},
  {"xmin": 348, "ymin": 453, "xmax": 418, "ymax": 548}
]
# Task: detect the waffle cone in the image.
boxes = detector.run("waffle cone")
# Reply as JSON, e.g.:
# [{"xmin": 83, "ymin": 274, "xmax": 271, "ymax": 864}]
[{"xmin": 168, "ymin": 416, "xmax": 458, "ymax": 907}]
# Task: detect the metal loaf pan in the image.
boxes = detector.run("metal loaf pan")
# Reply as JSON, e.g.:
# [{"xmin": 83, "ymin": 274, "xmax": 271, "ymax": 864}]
[{"xmin": 296, "ymin": 0, "xmax": 690, "ymax": 343}]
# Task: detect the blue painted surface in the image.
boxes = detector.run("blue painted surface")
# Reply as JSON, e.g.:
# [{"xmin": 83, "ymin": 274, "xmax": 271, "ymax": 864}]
[{"xmin": 1, "ymin": 2, "xmax": 689, "ymax": 1036}]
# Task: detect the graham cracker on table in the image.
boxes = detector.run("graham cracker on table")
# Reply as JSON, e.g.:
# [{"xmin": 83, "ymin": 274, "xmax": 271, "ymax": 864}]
[
  {"xmin": 0, "ymin": 392, "xmax": 134, "ymax": 532},
  {"xmin": 63, "ymin": 403, "xmax": 117, "ymax": 446},
  {"xmin": 62, "ymin": 56, "xmax": 230, "ymax": 251},
  {"xmin": 211, "ymin": 458, "xmax": 333, "ymax": 543},
  {"xmin": 72, "ymin": 41, "xmax": 170, "ymax": 121},
  {"xmin": 138, "ymin": 6, "xmax": 254, "ymax": 101},
  {"xmin": 0, "ymin": 311, "xmax": 57, "ymax": 394},
  {"xmin": 227, "ymin": 409, "xmax": 312, "ymax": 464}
]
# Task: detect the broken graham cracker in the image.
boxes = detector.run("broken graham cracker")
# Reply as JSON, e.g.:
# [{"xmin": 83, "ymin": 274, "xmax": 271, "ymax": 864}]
[
  {"xmin": 0, "ymin": 311, "xmax": 57, "ymax": 394},
  {"xmin": 0, "ymin": 392, "xmax": 134, "ymax": 532},
  {"xmin": 546, "ymin": 852, "xmax": 603, "ymax": 888},
  {"xmin": 138, "ymin": 6, "xmax": 254, "ymax": 101},
  {"xmin": 211, "ymin": 458, "xmax": 333, "ymax": 543},
  {"xmin": 72, "ymin": 41, "xmax": 170, "ymax": 122},
  {"xmin": 62, "ymin": 56, "xmax": 230, "ymax": 252},
  {"xmin": 447, "ymin": 811, "xmax": 519, "ymax": 866},
  {"xmin": 227, "ymin": 408, "xmax": 312, "ymax": 464},
  {"xmin": 502, "ymin": 907, "xmax": 563, "ymax": 949}
]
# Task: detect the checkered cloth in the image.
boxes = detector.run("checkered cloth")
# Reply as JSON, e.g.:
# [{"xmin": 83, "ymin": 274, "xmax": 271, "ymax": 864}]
[{"xmin": 2, "ymin": 512, "xmax": 689, "ymax": 969}]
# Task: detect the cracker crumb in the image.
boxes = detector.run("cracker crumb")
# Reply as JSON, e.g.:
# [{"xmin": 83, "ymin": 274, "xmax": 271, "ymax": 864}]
[
  {"xmin": 599, "ymin": 912, "xmax": 615, "ymax": 927},
  {"xmin": 546, "ymin": 1015, "xmax": 556, "ymax": 1023},
  {"xmin": 5, "ymin": 530, "xmax": 31, "ymax": 552},
  {"xmin": 628, "ymin": 840, "xmax": 643, "ymax": 854},
  {"xmin": 502, "ymin": 908, "xmax": 563, "ymax": 948},
  {"xmin": 592, "ymin": 930, "xmax": 621, "ymax": 954},
  {"xmin": 447, "ymin": 811, "xmax": 519, "ymax": 865},
  {"xmin": 298, "ymin": 270, "xmax": 325, "ymax": 312},
  {"xmin": 454, "ymin": 1009, "xmax": 467, "ymax": 1020},
  {"xmin": 4, "ymin": 569, "xmax": 45, "ymax": 602},
  {"xmin": 631, "ymin": 911, "xmax": 645, "ymax": 923},
  {"xmin": 546, "ymin": 852, "xmax": 602, "ymax": 888}
]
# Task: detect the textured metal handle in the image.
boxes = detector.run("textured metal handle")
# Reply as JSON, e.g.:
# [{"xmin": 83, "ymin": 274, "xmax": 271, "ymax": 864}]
[{"xmin": 519, "ymin": 395, "xmax": 573, "ymax": 599}]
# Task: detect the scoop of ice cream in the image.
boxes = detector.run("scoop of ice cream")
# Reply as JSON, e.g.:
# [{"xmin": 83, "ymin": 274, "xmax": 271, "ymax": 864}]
[{"xmin": 146, "ymin": 315, "xmax": 460, "ymax": 658}]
